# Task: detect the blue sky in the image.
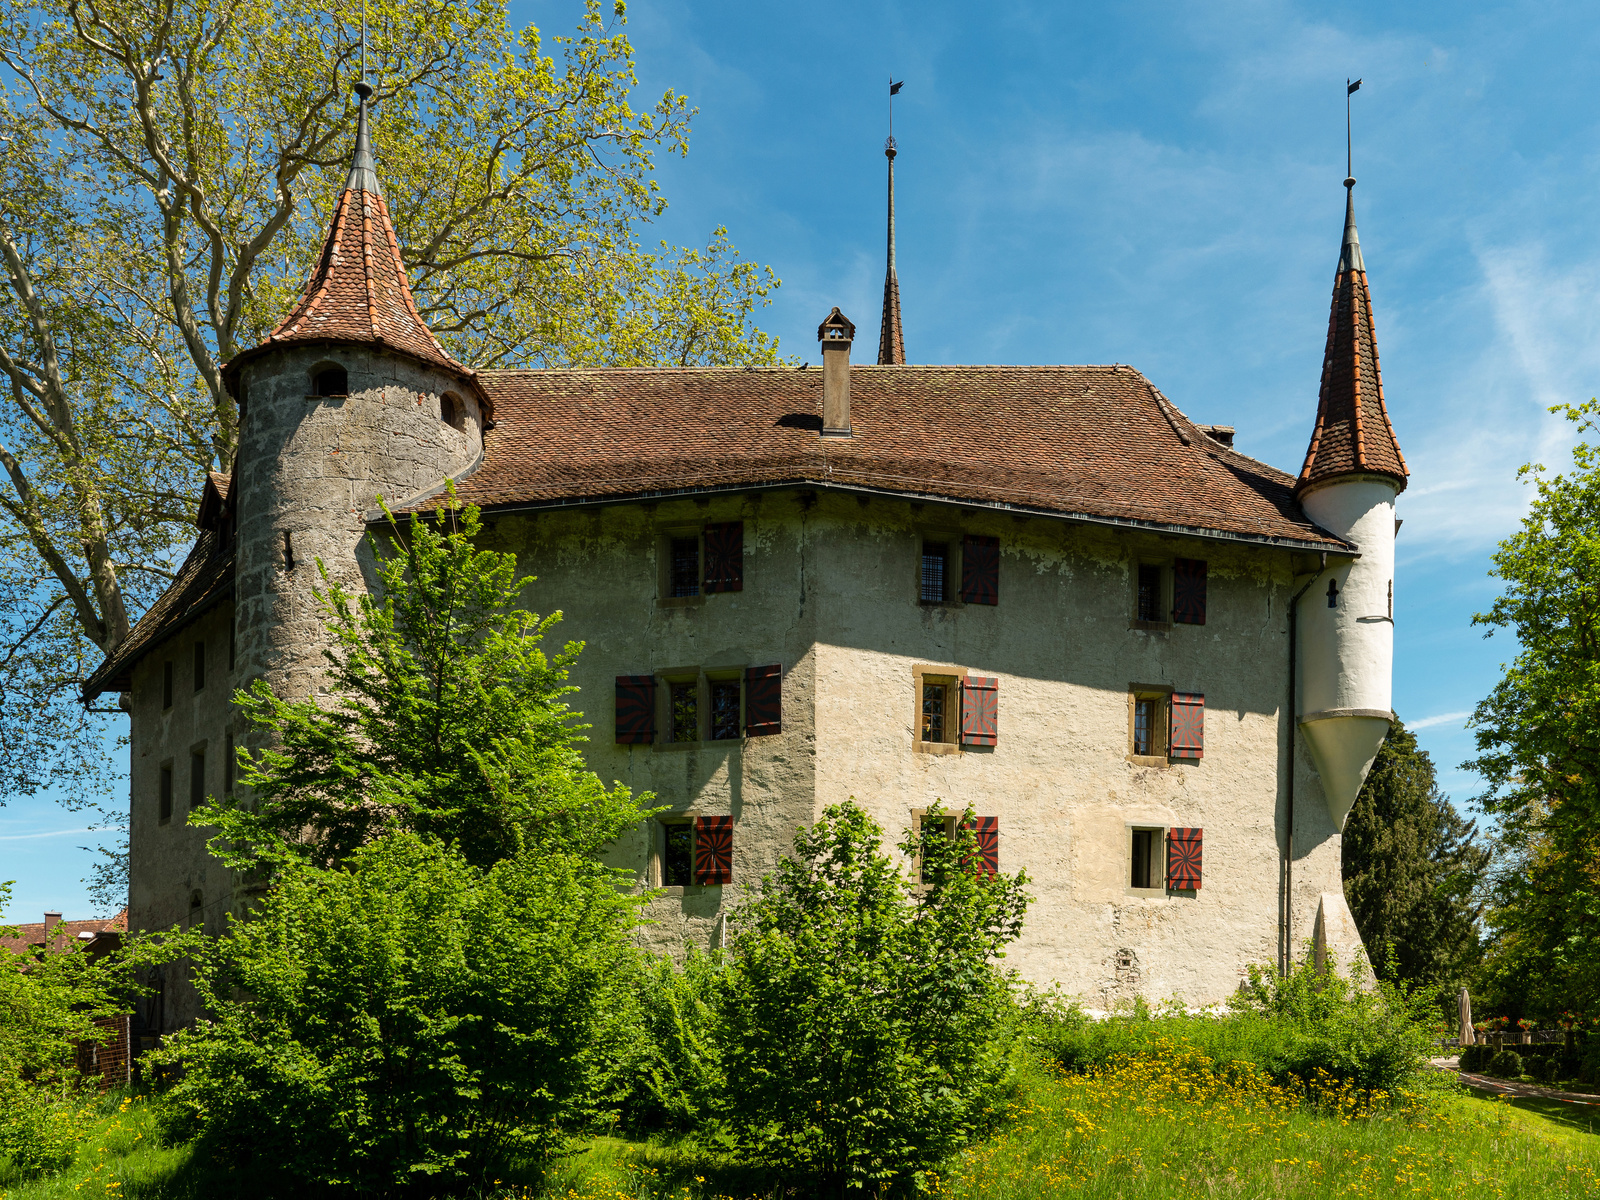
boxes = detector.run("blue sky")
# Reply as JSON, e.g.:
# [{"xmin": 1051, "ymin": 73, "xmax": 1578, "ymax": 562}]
[{"xmin": 5, "ymin": 0, "xmax": 1595, "ymax": 920}]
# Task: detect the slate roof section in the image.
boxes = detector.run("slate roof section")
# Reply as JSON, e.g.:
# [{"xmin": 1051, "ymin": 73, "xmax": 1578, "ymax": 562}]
[
  {"xmin": 221, "ymin": 96, "xmax": 471, "ymax": 393},
  {"xmin": 82, "ymin": 529, "xmax": 233, "ymax": 699},
  {"xmin": 1296, "ymin": 186, "xmax": 1408, "ymax": 496},
  {"xmin": 436, "ymin": 364, "xmax": 1350, "ymax": 551}
]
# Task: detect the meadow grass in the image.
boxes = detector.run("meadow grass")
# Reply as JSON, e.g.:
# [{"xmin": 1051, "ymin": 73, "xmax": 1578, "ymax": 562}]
[{"xmin": 6, "ymin": 1050, "xmax": 1599, "ymax": 1200}]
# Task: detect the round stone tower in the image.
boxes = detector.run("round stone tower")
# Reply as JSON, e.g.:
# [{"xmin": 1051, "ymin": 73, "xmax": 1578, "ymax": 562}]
[
  {"xmin": 221, "ymin": 82, "xmax": 489, "ymax": 699},
  {"xmin": 1295, "ymin": 176, "xmax": 1409, "ymax": 828}
]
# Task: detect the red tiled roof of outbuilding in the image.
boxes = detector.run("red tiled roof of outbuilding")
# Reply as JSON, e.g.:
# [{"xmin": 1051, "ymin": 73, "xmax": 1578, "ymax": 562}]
[
  {"xmin": 1296, "ymin": 184, "xmax": 1408, "ymax": 496},
  {"xmin": 222, "ymin": 90, "xmax": 470, "ymax": 392},
  {"xmin": 429, "ymin": 363, "xmax": 1350, "ymax": 551}
]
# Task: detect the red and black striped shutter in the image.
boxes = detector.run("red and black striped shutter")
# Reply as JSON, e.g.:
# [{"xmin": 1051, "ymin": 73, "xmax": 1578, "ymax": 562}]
[
  {"xmin": 695, "ymin": 815, "xmax": 733, "ymax": 885},
  {"xmin": 960, "ymin": 535, "xmax": 1000, "ymax": 605},
  {"xmin": 1169, "ymin": 692, "xmax": 1204, "ymax": 760},
  {"xmin": 1166, "ymin": 827, "xmax": 1202, "ymax": 889},
  {"xmin": 615, "ymin": 675, "xmax": 656, "ymax": 744},
  {"xmin": 703, "ymin": 522, "xmax": 744, "ymax": 593},
  {"xmin": 960, "ymin": 676, "xmax": 999, "ymax": 746},
  {"xmin": 961, "ymin": 816, "xmax": 1000, "ymax": 877},
  {"xmin": 1173, "ymin": 558, "xmax": 1207, "ymax": 624},
  {"xmin": 744, "ymin": 664, "xmax": 782, "ymax": 736}
]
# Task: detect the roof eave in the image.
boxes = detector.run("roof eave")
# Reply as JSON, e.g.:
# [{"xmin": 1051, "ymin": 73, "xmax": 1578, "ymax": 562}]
[{"xmin": 379, "ymin": 478, "xmax": 1356, "ymax": 556}]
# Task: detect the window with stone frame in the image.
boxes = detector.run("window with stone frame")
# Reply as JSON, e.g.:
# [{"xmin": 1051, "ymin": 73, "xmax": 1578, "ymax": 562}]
[
  {"xmin": 189, "ymin": 750, "xmax": 205, "ymax": 811},
  {"xmin": 158, "ymin": 764, "xmax": 173, "ymax": 824},
  {"xmin": 669, "ymin": 536, "xmax": 700, "ymax": 598},
  {"xmin": 1130, "ymin": 689, "xmax": 1170, "ymax": 758},
  {"xmin": 670, "ymin": 681, "xmax": 699, "ymax": 742},
  {"xmin": 709, "ymin": 679, "xmax": 741, "ymax": 740},
  {"xmin": 661, "ymin": 820, "xmax": 693, "ymax": 886},
  {"xmin": 921, "ymin": 678, "xmax": 953, "ymax": 744},
  {"xmin": 1129, "ymin": 827, "xmax": 1162, "ymax": 889}
]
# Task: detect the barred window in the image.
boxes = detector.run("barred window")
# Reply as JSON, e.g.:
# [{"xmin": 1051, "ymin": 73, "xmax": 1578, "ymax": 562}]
[
  {"xmin": 920, "ymin": 542, "xmax": 949, "ymax": 603},
  {"xmin": 710, "ymin": 680, "xmax": 741, "ymax": 741},
  {"xmin": 671, "ymin": 682, "xmax": 698, "ymax": 743},
  {"xmin": 670, "ymin": 537, "xmax": 700, "ymax": 598}
]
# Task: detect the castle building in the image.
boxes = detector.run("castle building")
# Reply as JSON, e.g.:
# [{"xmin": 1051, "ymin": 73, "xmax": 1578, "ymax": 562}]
[{"xmin": 85, "ymin": 87, "xmax": 1408, "ymax": 1030}]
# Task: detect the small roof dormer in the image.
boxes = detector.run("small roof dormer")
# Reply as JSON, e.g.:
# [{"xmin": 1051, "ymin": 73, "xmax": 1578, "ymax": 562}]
[{"xmin": 1295, "ymin": 178, "xmax": 1408, "ymax": 497}]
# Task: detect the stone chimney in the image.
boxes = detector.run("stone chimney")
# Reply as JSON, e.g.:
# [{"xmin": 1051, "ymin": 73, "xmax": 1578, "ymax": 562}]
[{"xmin": 817, "ymin": 307, "xmax": 856, "ymax": 437}]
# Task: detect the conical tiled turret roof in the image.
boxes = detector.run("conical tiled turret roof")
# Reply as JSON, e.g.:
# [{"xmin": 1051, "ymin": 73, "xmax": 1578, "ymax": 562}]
[
  {"xmin": 225, "ymin": 85, "xmax": 469, "ymax": 388},
  {"xmin": 1295, "ymin": 182, "xmax": 1407, "ymax": 496},
  {"xmin": 877, "ymin": 140, "xmax": 906, "ymax": 366}
]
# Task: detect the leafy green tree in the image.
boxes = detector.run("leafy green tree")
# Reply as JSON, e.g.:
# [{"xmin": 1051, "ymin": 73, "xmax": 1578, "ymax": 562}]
[
  {"xmin": 1341, "ymin": 719, "xmax": 1487, "ymax": 991},
  {"xmin": 0, "ymin": 0, "xmax": 783, "ymax": 810},
  {"xmin": 0, "ymin": 880, "xmax": 194, "ymax": 1176},
  {"xmin": 199, "ymin": 492, "xmax": 650, "ymax": 872},
  {"xmin": 152, "ymin": 832, "xmax": 640, "ymax": 1194},
  {"xmin": 1466, "ymin": 399, "xmax": 1600, "ymax": 1018},
  {"xmin": 715, "ymin": 800, "xmax": 1031, "ymax": 1196}
]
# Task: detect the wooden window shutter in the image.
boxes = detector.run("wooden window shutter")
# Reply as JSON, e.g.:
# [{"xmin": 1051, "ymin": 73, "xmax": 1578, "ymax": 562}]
[
  {"xmin": 960, "ymin": 676, "xmax": 999, "ymax": 746},
  {"xmin": 744, "ymin": 664, "xmax": 782, "ymax": 736},
  {"xmin": 960, "ymin": 535, "xmax": 1000, "ymax": 605},
  {"xmin": 695, "ymin": 815, "xmax": 733, "ymax": 885},
  {"xmin": 962, "ymin": 816, "xmax": 1000, "ymax": 877},
  {"xmin": 1166, "ymin": 827, "xmax": 1203, "ymax": 890},
  {"xmin": 703, "ymin": 522, "xmax": 744, "ymax": 593},
  {"xmin": 1173, "ymin": 558, "xmax": 1207, "ymax": 624},
  {"xmin": 615, "ymin": 675, "xmax": 657, "ymax": 744},
  {"xmin": 1169, "ymin": 692, "xmax": 1204, "ymax": 759}
]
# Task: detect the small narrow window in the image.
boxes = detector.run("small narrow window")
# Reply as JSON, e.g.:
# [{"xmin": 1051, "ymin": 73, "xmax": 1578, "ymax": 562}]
[
  {"xmin": 1388, "ymin": 579, "xmax": 1393, "ymax": 620},
  {"xmin": 1133, "ymin": 696, "xmax": 1163, "ymax": 757},
  {"xmin": 161, "ymin": 662, "xmax": 173, "ymax": 710},
  {"xmin": 189, "ymin": 751, "xmax": 205, "ymax": 810},
  {"xmin": 922, "ymin": 681, "xmax": 949, "ymax": 743},
  {"xmin": 158, "ymin": 765, "xmax": 173, "ymax": 824},
  {"xmin": 440, "ymin": 392, "xmax": 465, "ymax": 430},
  {"xmin": 710, "ymin": 680, "xmax": 741, "ymax": 740},
  {"xmin": 669, "ymin": 537, "xmax": 700, "ymax": 598},
  {"xmin": 1136, "ymin": 564, "xmax": 1163, "ymax": 621},
  {"xmin": 1327, "ymin": 578, "xmax": 1339, "ymax": 608},
  {"xmin": 313, "ymin": 366, "xmax": 347, "ymax": 397},
  {"xmin": 920, "ymin": 542, "xmax": 949, "ymax": 603},
  {"xmin": 1131, "ymin": 829, "xmax": 1155, "ymax": 888},
  {"xmin": 193, "ymin": 641, "xmax": 205, "ymax": 692},
  {"xmin": 283, "ymin": 530, "xmax": 295, "ymax": 571},
  {"xmin": 662, "ymin": 822, "xmax": 693, "ymax": 886},
  {"xmin": 670, "ymin": 682, "xmax": 698, "ymax": 743},
  {"xmin": 223, "ymin": 732, "xmax": 235, "ymax": 794}
]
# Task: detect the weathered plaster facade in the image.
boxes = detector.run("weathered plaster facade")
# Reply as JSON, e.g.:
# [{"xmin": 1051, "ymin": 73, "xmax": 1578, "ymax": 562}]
[{"xmin": 478, "ymin": 489, "xmax": 1356, "ymax": 1004}]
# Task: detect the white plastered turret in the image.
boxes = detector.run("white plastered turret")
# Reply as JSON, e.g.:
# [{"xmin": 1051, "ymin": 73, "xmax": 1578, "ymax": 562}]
[
  {"xmin": 1298, "ymin": 477, "xmax": 1397, "ymax": 828},
  {"xmin": 1293, "ymin": 177, "xmax": 1408, "ymax": 829}
]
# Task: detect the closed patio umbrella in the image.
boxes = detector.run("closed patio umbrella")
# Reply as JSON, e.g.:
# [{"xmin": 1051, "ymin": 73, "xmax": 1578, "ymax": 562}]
[{"xmin": 1459, "ymin": 987, "xmax": 1474, "ymax": 1046}]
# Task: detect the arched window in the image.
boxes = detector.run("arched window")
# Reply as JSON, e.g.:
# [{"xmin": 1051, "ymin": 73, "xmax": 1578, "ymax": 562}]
[
  {"xmin": 312, "ymin": 365, "xmax": 348, "ymax": 397},
  {"xmin": 440, "ymin": 392, "xmax": 465, "ymax": 430}
]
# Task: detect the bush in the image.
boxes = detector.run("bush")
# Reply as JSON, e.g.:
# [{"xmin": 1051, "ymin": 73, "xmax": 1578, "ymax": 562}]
[
  {"xmin": 153, "ymin": 833, "xmax": 640, "ymax": 1193},
  {"xmin": 1458, "ymin": 1044, "xmax": 1486, "ymax": 1072},
  {"xmin": 716, "ymin": 800, "xmax": 1031, "ymax": 1195},
  {"xmin": 1531, "ymin": 1055, "xmax": 1560, "ymax": 1084},
  {"xmin": 615, "ymin": 950, "xmax": 725, "ymax": 1134},
  {"xmin": 1486, "ymin": 1049, "xmax": 1524, "ymax": 1078}
]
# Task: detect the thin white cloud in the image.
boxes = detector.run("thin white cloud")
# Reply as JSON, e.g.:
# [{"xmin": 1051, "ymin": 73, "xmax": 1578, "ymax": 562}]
[
  {"xmin": 1409, "ymin": 710, "xmax": 1473, "ymax": 730},
  {"xmin": 0, "ymin": 828, "xmax": 111, "ymax": 842}
]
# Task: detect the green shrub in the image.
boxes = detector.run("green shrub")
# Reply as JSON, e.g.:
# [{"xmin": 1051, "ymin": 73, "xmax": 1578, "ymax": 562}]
[
  {"xmin": 153, "ymin": 833, "xmax": 640, "ymax": 1194},
  {"xmin": 1486, "ymin": 1049, "xmax": 1524, "ymax": 1077},
  {"xmin": 1458, "ymin": 1044, "xmax": 1486, "ymax": 1072},
  {"xmin": 716, "ymin": 799, "xmax": 1031, "ymax": 1195},
  {"xmin": 1531, "ymin": 1055, "xmax": 1560, "ymax": 1084},
  {"xmin": 615, "ymin": 950, "xmax": 725, "ymax": 1134}
]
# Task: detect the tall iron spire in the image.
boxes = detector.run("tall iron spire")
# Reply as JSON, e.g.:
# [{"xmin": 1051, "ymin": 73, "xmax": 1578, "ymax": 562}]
[{"xmin": 877, "ymin": 78, "xmax": 906, "ymax": 366}]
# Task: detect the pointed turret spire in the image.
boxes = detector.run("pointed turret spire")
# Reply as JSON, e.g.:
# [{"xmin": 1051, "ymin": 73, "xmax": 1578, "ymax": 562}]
[
  {"xmin": 877, "ymin": 136, "xmax": 906, "ymax": 366},
  {"xmin": 1294, "ymin": 177, "xmax": 1407, "ymax": 496},
  {"xmin": 224, "ymin": 78, "xmax": 467, "ymax": 389}
]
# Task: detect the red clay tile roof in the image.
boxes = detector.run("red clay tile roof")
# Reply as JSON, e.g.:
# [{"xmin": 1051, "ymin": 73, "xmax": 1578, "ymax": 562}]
[
  {"xmin": 82, "ymin": 529, "xmax": 233, "ymax": 699},
  {"xmin": 222, "ymin": 100, "xmax": 471, "ymax": 393},
  {"xmin": 1296, "ymin": 187, "xmax": 1408, "ymax": 496},
  {"xmin": 1, "ymin": 909, "xmax": 127, "ymax": 955},
  {"xmin": 435, "ymin": 363, "xmax": 1349, "ymax": 551}
]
